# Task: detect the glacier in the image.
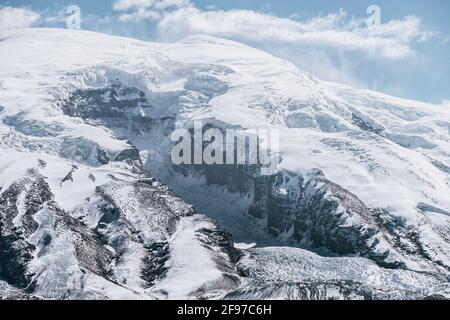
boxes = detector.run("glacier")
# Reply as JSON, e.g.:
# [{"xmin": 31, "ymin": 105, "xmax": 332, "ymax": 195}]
[{"xmin": 0, "ymin": 28, "xmax": 449, "ymax": 300}]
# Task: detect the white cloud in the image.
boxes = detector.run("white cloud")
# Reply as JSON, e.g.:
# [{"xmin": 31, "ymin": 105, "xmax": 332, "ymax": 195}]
[
  {"xmin": 0, "ymin": 6, "xmax": 40, "ymax": 30},
  {"xmin": 117, "ymin": 7, "xmax": 162, "ymax": 22},
  {"xmin": 113, "ymin": 0, "xmax": 154, "ymax": 11},
  {"xmin": 111, "ymin": 1, "xmax": 433, "ymax": 59},
  {"xmin": 156, "ymin": 7, "xmax": 432, "ymax": 59},
  {"xmin": 113, "ymin": 0, "xmax": 190, "ymax": 22}
]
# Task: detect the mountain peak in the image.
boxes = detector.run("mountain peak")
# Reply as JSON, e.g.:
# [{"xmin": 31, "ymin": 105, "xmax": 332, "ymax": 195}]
[{"xmin": 1, "ymin": 28, "xmax": 449, "ymax": 300}]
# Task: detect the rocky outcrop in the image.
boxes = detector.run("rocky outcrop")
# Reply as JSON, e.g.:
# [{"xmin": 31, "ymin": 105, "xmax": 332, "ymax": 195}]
[
  {"xmin": 232, "ymin": 246, "xmax": 450, "ymax": 300},
  {"xmin": 59, "ymin": 83, "xmax": 450, "ymax": 274},
  {"xmin": 0, "ymin": 159, "xmax": 241, "ymax": 299},
  {"xmin": 250, "ymin": 169, "xmax": 450, "ymax": 272}
]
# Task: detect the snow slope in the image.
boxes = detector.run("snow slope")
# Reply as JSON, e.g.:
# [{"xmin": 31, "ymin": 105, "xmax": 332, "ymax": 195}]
[
  {"xmin": 1, "ymin": 29, "xmax": 449, "ymax": 223},
  {"xmin": 0, "ymin": 28, "xmax": 450, "ymax": 299}
]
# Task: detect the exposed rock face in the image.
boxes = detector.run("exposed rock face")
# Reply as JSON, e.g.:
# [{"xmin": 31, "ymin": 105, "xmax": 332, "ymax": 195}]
[
  {"xmin": 0, "ymin": 159, "xmax": 241, "ymax": 299},
  {"xmin": 226, "ymin": 280, "xmax": 403, "ymax": 300},
  {"xmin": 0, "ymin": 170, "xmax": 50, "ymax": 290},
  {"xmin": 259, "ymin": 170, "xmax": 450, "ymax": 272},
  {"xmin": 58, "ymin": 80, "xmax": 450, "ymax": 274},
  {"xmin": 0, "ymin": 281, "xmax": 39, "ymax": 300},
  {"xmin": 230, "ymin": 247, "xmax": 450, "ymax": 300}
]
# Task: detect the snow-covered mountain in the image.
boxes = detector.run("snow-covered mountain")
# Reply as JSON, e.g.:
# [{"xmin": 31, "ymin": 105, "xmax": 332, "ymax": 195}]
[{"xmin": 0, "ymin": 28, "xmax": 449, "ymax": 300}]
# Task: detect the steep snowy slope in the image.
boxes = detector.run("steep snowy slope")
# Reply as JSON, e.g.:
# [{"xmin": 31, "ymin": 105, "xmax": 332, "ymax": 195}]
[
  {"xmin": 1, "ymin": 28, "xmax": 450, "ymax": 299},
  {"xmin": 0, "ymin": 150, "xmax": 240, "ymax": 299}
]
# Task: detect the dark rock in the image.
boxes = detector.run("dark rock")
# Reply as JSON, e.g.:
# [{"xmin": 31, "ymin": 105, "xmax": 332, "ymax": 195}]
[{"xmin": 96, "ymin": 149, "xmax": 110, "ymax": 164}]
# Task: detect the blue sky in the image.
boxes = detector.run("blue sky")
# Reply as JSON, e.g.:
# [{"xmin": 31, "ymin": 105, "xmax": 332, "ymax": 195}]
[{"xmin": 1, "ymin": 0, "xmax": 449, "ymax": 104}]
